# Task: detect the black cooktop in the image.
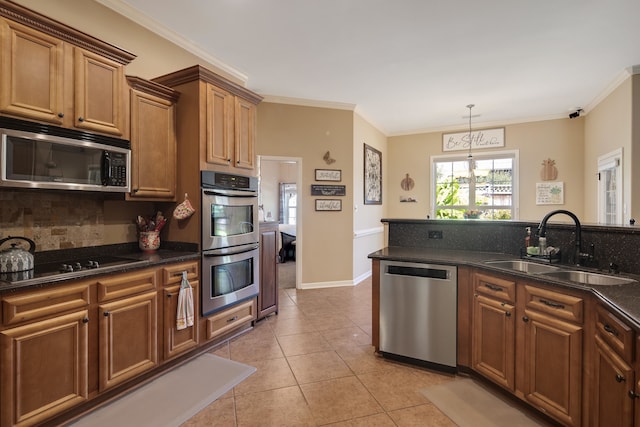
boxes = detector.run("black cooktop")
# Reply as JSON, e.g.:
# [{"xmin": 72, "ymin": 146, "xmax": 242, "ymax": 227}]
[{"xmin": 1, "ymin": 255, "xmax": 143, "ymax": 283}]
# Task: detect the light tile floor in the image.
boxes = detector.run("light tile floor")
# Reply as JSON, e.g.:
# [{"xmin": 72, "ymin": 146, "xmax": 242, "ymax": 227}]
[{"xmin": 182, "ymin": 278, "xmax": 460, "ymax": 426}]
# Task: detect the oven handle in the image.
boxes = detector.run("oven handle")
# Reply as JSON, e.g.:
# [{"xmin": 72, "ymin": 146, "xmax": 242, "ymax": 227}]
[
  {"xmin": 203, "ymin": 188, "xmax": 258, "ymax": 198},
  {"xmin": 203, "ymin": 243, "xmax": 259, "ymax": 257}
]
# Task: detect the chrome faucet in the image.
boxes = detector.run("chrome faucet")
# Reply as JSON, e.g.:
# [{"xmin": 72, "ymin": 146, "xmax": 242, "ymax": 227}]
[{"xmin": 537, "ymin": 209, "xmax": 590, "ymax": 266}]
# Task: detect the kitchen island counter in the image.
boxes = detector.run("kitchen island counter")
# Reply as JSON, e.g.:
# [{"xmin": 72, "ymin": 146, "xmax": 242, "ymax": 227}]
[{"xmin": 369, "ymin": 245, "xmax": 640, "ymax": 330}]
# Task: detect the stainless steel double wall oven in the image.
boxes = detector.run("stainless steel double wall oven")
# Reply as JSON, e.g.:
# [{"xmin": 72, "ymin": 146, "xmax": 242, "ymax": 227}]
[{"xmin": 201, "ymin": 171, "xmax": 259, "ymax": 316}]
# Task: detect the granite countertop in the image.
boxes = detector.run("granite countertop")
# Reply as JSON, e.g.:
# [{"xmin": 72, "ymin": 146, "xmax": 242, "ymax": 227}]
[
  {"xmin": 0, "ymin": 246, "xmax": 200, "ymax": 293},
  {"xmin": 369, "ymin": 246, "xmax": 640, "ymax": 330}
]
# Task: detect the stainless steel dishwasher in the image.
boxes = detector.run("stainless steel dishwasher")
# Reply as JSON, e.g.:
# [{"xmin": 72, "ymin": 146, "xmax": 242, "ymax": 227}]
[{"xmin": 379, "ymin": 260, "xmax": 457, "ymax": 372}]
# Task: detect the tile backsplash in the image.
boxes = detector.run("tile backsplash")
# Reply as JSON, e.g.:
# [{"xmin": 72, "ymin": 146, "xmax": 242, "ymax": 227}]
[{"xmin": 0, "ymin": 190, "xmax": 152, "ymax": 251}]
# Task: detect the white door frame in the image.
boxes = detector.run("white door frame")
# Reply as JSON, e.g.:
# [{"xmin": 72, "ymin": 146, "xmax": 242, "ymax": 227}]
[
  {"xmin": 597, "ymin": 148, "xmax": 623, "ymax": 225},
  {"xmin": 258, "ymin": 155, "xmax": 303, "ymax": 288}
]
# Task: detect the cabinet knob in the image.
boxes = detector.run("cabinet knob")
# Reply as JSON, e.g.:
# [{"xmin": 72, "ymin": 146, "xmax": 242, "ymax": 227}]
[
  {"xmin": 82, "ymin": 317, "xmax": 89, "ymax": 323},
  {"xmin": 505, "ymin": 311, "xmax": 511, "ymax": 317},
  {"xmin": 167, "ymin": 293, "xmax": 173, "ymax": 298},
  {"xmin": 103, "ymin": 311, "xmax": 110, "ymax": 317},
  {"xmin": 78, "ymin": 117, "xmax": 85, "ymax": 122},
  {"xmin": 522, "ymin": 316, "xmax": 529, "ymax": 322},
  {"xmin": 629, "ymin": 390, "xmax": 640, "ymax": 399},
  {"xmin": 616, "ymin": 374, "xmax": 626, "ymax": 383},
  {"xmin": 57, "ymin": 112, "xmax": 64, "ymax": 118}
]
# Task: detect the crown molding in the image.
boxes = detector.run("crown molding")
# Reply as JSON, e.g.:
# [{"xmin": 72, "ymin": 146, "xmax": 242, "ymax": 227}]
[
  {"xmin": 261, "ymin": 95, "xmax": 356, "ymax": 111},
  {"xmin": 584, "ymin": 65, "xmax": 639, "ymax": 113}
]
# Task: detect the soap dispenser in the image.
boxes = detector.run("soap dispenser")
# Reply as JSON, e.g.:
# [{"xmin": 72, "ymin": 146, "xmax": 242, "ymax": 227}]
[{"xmin": 525, "ymin": 227, "xmax": 531, "ymax": 248}]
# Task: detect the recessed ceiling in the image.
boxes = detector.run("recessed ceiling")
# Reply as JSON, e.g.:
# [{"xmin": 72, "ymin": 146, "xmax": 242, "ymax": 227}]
[{"xmin": 99, "ymin": 0, "xmax": 640, "ymax": 135}]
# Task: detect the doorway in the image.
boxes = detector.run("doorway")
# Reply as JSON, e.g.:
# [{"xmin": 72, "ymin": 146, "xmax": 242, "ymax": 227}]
[
  {"xmin": 597, "ymin": 148, "xmax": 623, "ymax": 225},
  {"xmin": 258, "ymin": 156, "xmax": 302, "ymax": 289}
]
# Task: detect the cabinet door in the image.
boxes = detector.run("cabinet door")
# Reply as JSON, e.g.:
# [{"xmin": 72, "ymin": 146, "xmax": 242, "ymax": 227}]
[
  {"xmin": 98, "ymin": 291, "xmax": 158, "ymax": 391},
  {"xmin": 0, "ymin": 310, "xmax": 88, "ymax": 427},
  {"xmin": 163, "ymin": 281, "xmax": 199, "ymax": 360},
  {"xmin": 472, "ymin": 294, "xmax": 515, "ymax": 391},
  {"xmin": 234, "ymin": 97, "xmax": 256, "ymax": 170},
  {"xmin": 522, "ymin": 309, "xmax": 583, "ymax": 427},
  {"xmin": 593, "ymin": 335, "xmax": 634, "ymax": 427},
  {"xmin": 73, "ymin": 47, "xmax": 125, "ymax": 136},
  {"xmin": 258, "ymin": 225, "xmax": 278, "ymax": 319},
  {"xmin": 0, "ymin": 18, "xmax": 65, "ymax": 124},
  {"xmin": 205, "ymin": 83, "xmax": 234, "ymax": 166},
  {"xmin": 129, "ymin": 87, "xmax": 177, "ymax": 200}
]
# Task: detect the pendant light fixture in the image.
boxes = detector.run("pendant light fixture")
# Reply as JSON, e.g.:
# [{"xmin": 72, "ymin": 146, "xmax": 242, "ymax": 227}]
[
  {"xmin": 466, "ymin": 103, "xmax": 474, "ymax": 160},
  {"xmin": 466, "ymin": 104, "xmax": 476, "ymax": 185}
]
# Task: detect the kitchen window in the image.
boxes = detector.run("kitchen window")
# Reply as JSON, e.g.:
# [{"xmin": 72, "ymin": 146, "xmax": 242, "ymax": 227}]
[{"xmin": 432, "ymin": 151, "xmax": 518, "ymax": 220}]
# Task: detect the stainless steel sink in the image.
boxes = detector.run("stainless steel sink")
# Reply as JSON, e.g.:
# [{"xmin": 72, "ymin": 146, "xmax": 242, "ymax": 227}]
[
  {"xmin": 540, "ymin": 270, "xmax": 636, "ymax": 286},
  {"xmin": 484, "ymin": 260, "xmax": 562, "ymax": 274}
]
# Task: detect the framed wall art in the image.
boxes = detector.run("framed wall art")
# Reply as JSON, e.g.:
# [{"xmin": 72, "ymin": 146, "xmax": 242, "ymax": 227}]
[
  {"xmin": 315, "ymin": 169, "xmax": 341, "ymax": 181},
  {"xmin": 363, "ymin": 143, "xmax": 382, "ymax": 204},
  {"xmin": 315, "ymin": 199, "xmax": 342, "ymax": 211}
]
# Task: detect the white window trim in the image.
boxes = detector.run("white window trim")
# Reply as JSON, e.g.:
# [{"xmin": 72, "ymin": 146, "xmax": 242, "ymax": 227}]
[
  {"xmin": 597, "ymin": 148, "xmax": 623, "ymax": 225},
  {"xmin": 430, "ymin": 149, "xmax": 520, "ymax": 219}
]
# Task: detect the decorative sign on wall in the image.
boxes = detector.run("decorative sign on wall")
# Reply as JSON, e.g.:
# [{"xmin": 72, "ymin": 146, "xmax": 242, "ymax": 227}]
[
  {"xmin": 442, "ymin": 128, "xmax": 505, "ymax": 152},
  {"xmin": 315, "ymin": 169, "xmax": 341, "ymax": 181},
  {"xmin": 315, "ymin": 199, "xmax": 342, "ymax": 211},
  {"xmin": 311, "ymin": 185, "xmax": 346, "ymax": 196},
  {"xmin": 536, "ymin": 182, "xmax": 564, "ymax": 205}
]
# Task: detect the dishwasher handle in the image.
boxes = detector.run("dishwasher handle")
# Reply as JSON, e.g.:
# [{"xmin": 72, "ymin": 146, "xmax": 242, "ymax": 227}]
[{"xmin": 386, "ymin": 265, "xmax": 450, "ymax": 280}]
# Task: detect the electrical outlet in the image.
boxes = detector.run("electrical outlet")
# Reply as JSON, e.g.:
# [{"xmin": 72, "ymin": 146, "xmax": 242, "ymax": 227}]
[{"xmin": 428, "ymin": 230, "xmax": 443, "ymax": 239}]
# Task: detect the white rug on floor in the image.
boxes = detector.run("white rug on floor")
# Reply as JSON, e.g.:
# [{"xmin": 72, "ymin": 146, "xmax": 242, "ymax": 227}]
[
  {"xmin": 421, "ymin": 378, "xmax": 545, "ymax": 427},
  {"xmin": 70, "ymin": 353, "xmax": 256, "ymax": 427}
]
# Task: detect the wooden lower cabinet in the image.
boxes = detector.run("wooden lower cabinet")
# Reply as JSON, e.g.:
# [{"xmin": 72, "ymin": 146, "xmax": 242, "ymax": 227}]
[
  {"xmin": 205, "ymin": 298, "xmax": 256, "ymax": 341},
  {"xmin": 162, "ymin": 261, "xmax": 200, "ymax": 361},
  {"xmin": 0, "ymin": 310, "xmax": 89, "ymax": 427},
  {"xmin": 469, "ymin": 271, "xmax": 585, "ymax": 426},
  {"xmin": 258, "ymin": 222, "xmax": 278, "ymax": 320},
  {"xmin": 472, "ymin": 272, "xmax": 516, "ymax": 391},
  {"xmin": 520, "ymin": 308, "xmax": 583, "ymax": 426},
  {"xmin": 592, "ymin": 334, "xmax": 634, "ymax": 426},
  {"xmin": 98, "ymin": 290, "xmax": 158, "ymax": 392},
  {"xmin": 590, "ymin": 303, "xmax": 637, "ymax": 427},
  {"xmin": 473, "ymin": 294, "xmax": 515, "ymax": 390}
]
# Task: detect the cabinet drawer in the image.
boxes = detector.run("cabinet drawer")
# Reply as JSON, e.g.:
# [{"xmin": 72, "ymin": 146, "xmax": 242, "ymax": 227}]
[
  {"xmin": 522, "ymin": 285, "xmax": 584, "ymax": 324},
  {"xmin": 474, "ymin": 272, "xmax": 516, "ymax": 303},
  {"xmin": 595, "ymin": 304, "xmax": 634, "ymax": 362},
  {"xmin": 97, "ymin": 269, "xmax": 157, "ymax": 302},
  {"xmin": 2, "ymin": 282, "xmax": 90, "ymax": 326},
  {"xmin": 205, "ymin": 298, "xmax": 256, "ymax": 341},
  {"xmin": 162, "ymin": 261, "xmax": 199, "ymax": 286}
]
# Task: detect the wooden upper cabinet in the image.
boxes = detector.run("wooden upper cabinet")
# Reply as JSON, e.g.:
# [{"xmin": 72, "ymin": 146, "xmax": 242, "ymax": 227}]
[
  {"xmin": 0, "ymin": 2, "xmax": 135, "ymax": 136},
  {"xmin": 205, "ymin": 83, "xmax": 234, "ymax": 166},
  {"xmin": 127, "ymin": 76, "xmax": 180, "ymax": 200},
  {"xmin": 153, "ymin": 65, "xmax": 263, "ymax": 174},
  {"xmin": 234, "ymin": 97, "xmax": 257, "ymax": 170},
  {"xmin": 0, "ymin": 18, "xmax": 65, "ymax": 125},
  {"xmin": 73, "ymin": 48, "xmax": 127, "ymax": 136}
]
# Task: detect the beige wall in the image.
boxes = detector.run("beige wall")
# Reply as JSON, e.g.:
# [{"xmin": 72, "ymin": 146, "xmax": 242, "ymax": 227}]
[
  {"xmin": 353, "ymin": 112, "xmax": 386, "ymax": 281},
  {"xmin": 257, "ymin": 103, "xmax": 354, "ymax": 286},
  {"xmin": 387, "ymin": 118, "xmax": 584, "ymax": 222},
  {"xmin": 584, "ymin": 76, "xmax": 633, "ymax": 223}
]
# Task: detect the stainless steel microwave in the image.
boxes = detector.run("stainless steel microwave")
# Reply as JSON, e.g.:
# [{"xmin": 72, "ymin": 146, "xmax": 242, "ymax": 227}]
[{"xmin": 0, "ymin": 117, "xmax": 131, "ymax": 192}]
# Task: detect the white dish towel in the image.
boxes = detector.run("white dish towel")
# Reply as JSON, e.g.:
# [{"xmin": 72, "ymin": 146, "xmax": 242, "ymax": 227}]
[{"xmin": 176, "ymin": 271, "xmax": 194, "ymax": 330}]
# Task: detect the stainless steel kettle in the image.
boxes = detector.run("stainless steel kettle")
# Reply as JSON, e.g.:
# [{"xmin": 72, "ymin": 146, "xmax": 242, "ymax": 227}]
[{"xmin": 0, "ymin": 236, "xmax": 36, "ymax": 273}]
